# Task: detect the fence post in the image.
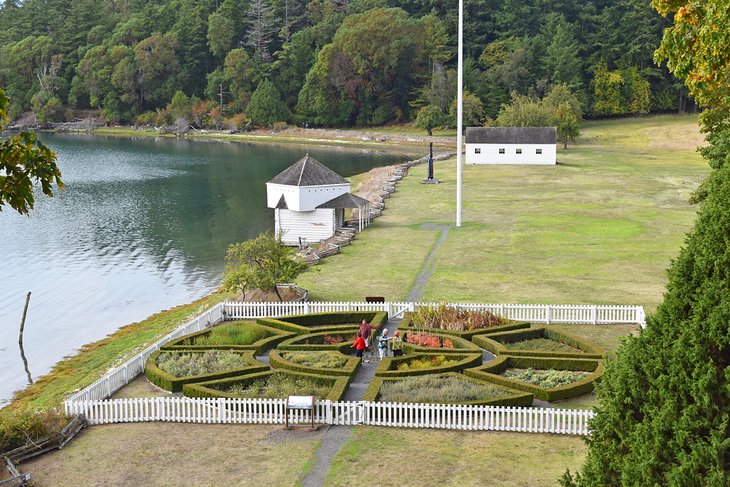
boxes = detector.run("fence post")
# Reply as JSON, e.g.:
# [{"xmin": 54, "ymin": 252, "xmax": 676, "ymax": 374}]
[
  {"xmin": 591, "ymin": 306, "xmax": 597, "ymax": 325},
  {"xmin": 546, "ymin": 306, "xmax": 552, "ymax": 325}
]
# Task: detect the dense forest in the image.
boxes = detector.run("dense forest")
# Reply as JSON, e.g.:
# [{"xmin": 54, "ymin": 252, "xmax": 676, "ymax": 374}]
[{"xmin": 0, "ymin": 0, "xmax": 691, "ymax": 128}]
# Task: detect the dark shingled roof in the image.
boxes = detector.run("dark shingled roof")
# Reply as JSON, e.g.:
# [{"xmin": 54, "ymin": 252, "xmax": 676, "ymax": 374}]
[
  {"xmin": 316, "ymin": 192, "xmax": 370, "ymax": 209},
  {"xmin": 465, "ymin": 127, "xmax": 557, "ymax": 144},
  {"xmin": 275, "ymin": 194, "xmax": 288, "ymax": 209},
  {"xmin": 269, "ymin": 154, "xmax": 349, "ymax": 186}
]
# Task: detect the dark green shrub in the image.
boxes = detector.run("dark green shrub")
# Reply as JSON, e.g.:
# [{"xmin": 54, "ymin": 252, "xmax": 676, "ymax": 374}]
[
  {"xmin": 276, "ymin": 329, "xmax": 360, "ymax": 354},
  {"xmin": 465, "ymin": 356, "xmax": 604, "ymax": 401},
  {"xmin": 472, "ymin": 327, "xmax": 604, "ymax": 359},
  {"xmin": 184, "ymin": 370, "xmax": 349, "ymax": 401},
  {"xmin": 162, "ymin": 321, "xmax": 294, "ymax": 355},
  {"xmin": 144, "ymin": 350, "xmax": 267, "ymax": 392},
  {"xmin": 375, "ymin": 353, "xmax": 483, "ymax": 378},
  {"xmin": 363, "ymin": 372, "xmax": 533, "ymax": 406},
  {"xmin": 269, "ymin": 350, "xmax": 360, "ymax": 378}
]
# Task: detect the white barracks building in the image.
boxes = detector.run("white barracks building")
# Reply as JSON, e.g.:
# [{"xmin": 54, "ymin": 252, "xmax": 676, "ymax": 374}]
[
  {"xmin": 465, "ymin": 127, "xmax": 557, "ymax": 165},
  {"xmin": 266, "ymin": 154, "xmax": 371, "ymax": 246}
]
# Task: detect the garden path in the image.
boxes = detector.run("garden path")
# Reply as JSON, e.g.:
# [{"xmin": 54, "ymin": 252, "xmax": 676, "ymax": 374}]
[{"xmin": 303, "ymin": 224, "xmax": 456, "ymax": 486}]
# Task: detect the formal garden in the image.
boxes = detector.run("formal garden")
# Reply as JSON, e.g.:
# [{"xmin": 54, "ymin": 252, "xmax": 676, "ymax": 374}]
[{"xmin": 139, "ymin": 306, "xmax": 606, "ymax": 409}]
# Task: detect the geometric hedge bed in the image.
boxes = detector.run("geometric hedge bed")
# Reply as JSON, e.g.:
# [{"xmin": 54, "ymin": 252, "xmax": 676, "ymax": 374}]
[{"xmin": 143, "ymin": 310, "xmax": 605, "ymax": 406}]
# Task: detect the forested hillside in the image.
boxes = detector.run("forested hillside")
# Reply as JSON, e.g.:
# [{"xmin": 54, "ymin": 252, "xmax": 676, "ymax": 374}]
[{"xmin": 0, "ymin": 0, "xmax": 689, "ymax": 128}]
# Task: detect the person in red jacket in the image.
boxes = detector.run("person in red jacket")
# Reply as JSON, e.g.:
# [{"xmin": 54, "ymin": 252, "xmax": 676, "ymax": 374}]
[{"xmin": 351, "ymin": 332, "xmax": 367, "ymax": 359}]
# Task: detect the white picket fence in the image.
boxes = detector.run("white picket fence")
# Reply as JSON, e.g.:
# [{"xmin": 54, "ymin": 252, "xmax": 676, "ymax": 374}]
[
  {"xmin": 223, "ymin": 301, "xmax": 646, "ymax": 325},
  {"xmin": 64, "ymin": 397, "xmax": 594, "ymax": 435}
]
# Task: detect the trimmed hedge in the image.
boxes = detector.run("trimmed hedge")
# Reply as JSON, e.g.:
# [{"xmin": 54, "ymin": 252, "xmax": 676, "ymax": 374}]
[
  {"xmin": 398, "ymin": 312, "xmax": 531, "ymax": 339},
  {"xmin": 465, "ymin": 356, "xmax": 605, "ymax": 402},
  {"xmin": 257, "ymin": 311, "xmax": 388, "ymax": 335},
  {"xmin": 144, "ymin": 350, "xmax": 268, "ymax": 392},
  {"xmin": 275, "ymin": 329, "xmax": 360, "ymax": 354},
  {"xmin": 374, "ymin": 353, "xmax": 483, "ymax": 378},
  {"xmin": 362, "ymin": 372, "xmax": 534, "ymax": 406},
  {"xmin": 472, "ymin": 327, "xmax": 604, "ymax": 359},
  {"xmin": 402, "ymin": 331, "xmax": 482, "ymax": 354},
  {"xmin": 183, "ymin": 369, "xmax": 350, "ymax": 401},
  {"xmin": 269, "ymin": 350, "xmax": 360, "ymax": 378},
  {"xmin": 161, "ymin": 321, "xmax": 295, "ymax": 355}
]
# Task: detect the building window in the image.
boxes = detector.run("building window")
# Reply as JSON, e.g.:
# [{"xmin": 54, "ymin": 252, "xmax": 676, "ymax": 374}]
[
  {"xmin": 536, "ymin": 148, "xmax": 543, "ymax": 155},
  {"xmin": 499, "ymin": 148, "xmax": 505, "ymax": 154},
  {"xmin": 516, "ymin": 148, "xmax": 522, "ymax": 154},
  {"xmin": 475, "ymin": 148, "xmax": 481, "ymax": 154}
]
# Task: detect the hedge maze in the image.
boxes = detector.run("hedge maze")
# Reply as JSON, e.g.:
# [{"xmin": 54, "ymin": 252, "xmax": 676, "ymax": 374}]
[{"xmin": 143, "ymin": 310, "xmax": 605, "ymax": 406}]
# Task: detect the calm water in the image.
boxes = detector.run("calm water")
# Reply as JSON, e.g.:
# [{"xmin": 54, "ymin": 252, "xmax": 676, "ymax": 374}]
[{"xmin": 0, "ymin": 133, "xmax": 414, "ymax": 404}]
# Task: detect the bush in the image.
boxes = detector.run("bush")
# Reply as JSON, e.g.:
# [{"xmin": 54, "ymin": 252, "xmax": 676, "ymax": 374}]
[
  {"xmin": 373, "ymin": 373, "xmax": 530, "ymax": 405},
  {"xmin": 472, "ymin": 327, "xmax": 604, "ymax": 359},
  {"xmin": 402, "ymin": 331, "xmax": 480, "ymax": 354},
  {"xmin": 276, "ymin": 329, "xmax": 360, "ymax": 354},
  {"xmin": 162, "ymin": 321, "xmax": 294, "ymax": 355},
  {"xmin": 0, "ymin": 408, "xmax": 68, "ymax": 453},
  {"xmin": 156, "ymin": 350, "xmax": 250, "ymax": 377},
  {"xmin": 376, "ymin": 353, "xmax": 483, "ymax": 378},
  {"xmin": 185, "ymin": 323, "xmax": 273, "ymax": 347},
  {"xmin": 412, "ymin": 304, "xmax": 506, "ymax": 331},
  {"xmin": 466, "ymin": 356, "xmax": 604, "ymax": 401},
  {"xmin": 184, "ymin": 370, "xmax": 350, "ymax": 401},
  {"xmin": 502, "ymin": 368, "xmax": 589, "ymax": 388},
  {"xmin": 397, "ymin": 355, "xmax": 458, "ymax": 371},
  {"xmin": 269, "ymin": 350, "xmax": 360, "ymax": 378},
  {"xmin": 144, "ymin": 350, "xmax": 267, "ymax": 392},
  {"xmin": 399, "ymin": 312, "xmax": 530, "ymax": 339},
  {"xmin": 281, "ymin": 351, "xmax": 348, "ymax": 369},
  {"xmin": 221, "ymin": 373, "xmax": 329, "ymax": 398}
]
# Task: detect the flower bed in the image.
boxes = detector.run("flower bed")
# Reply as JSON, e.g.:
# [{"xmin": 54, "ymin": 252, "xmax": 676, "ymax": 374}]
[
  {"xmin": 401, "ymin": 331, "xmax": 481, "ymax": 354},
  {"xmin": 144, "ymin": 350, "xmax": 267, "ymax": 392},
  {"xmin": 363, "ymin": 373, "xmax": 533, "ymax": 406},
  {"xmin": 465, "ymin": 356, "xmax": 604, "ymax": 401},
  {"xmin": 184, "ymin": 370, "xmax": 350, "ymax": 401},
  {"xmin": 502, "ymin": 368, "xmax": 589, "ymax": 388},
  {"xmin": 472, "ymin": 327, "xmax": 604, "ymax": 359},
  {"xmin": 269, "ymin": 350, "xmax": 361, "ymax": 378},
  {"xmin": 156, "ymin": 350, "xmax": 250, "ymax": 377},
  {"xmin": 399, "ymin": 307, "xmax": 531, "ymax": 339},
  {"xmin": 374, "ymin": 352, "xmax": 483, "ymax": 378},
  {"xmin": 282, "ymin": 351, "xmax": 349, "ymax": 369},
  {"xmin": 276, "ymin": 329, "xmax": 360, "ymax": 354},
  {"xmin": 161, "ymin": 321, "xmax": 294, "ymax": 355}
]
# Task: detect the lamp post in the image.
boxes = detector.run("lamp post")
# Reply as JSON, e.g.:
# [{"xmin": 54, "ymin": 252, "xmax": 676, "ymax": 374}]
[{"xmin": 456, "ymin": 0, "xmax": 463, "ymax": 227}]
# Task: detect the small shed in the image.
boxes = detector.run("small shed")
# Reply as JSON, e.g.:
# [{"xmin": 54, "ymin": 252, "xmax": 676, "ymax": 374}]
[
  {"xmin": 266, "ymin": 154, "xmax": 371, "ymax": 246},
  {"xmin": 465, "ymin": 127, "xmax": 557, "ymax": 165}
]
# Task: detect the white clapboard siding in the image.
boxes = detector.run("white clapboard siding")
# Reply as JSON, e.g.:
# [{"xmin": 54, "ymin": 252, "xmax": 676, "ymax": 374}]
[
  {"xmin": 465, "ymin": 143, "xmax": 557, "ymax": 165},
  {"xmin": 276, "ymin": 208, "xmax": 335, "ymax": 245},
  {"xmin": 65, "ymin": 398, "xmax": 594, "ymax": 436}
]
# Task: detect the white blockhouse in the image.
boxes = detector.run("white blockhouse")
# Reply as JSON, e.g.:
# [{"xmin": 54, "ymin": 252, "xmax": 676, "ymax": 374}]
[
  {"xmin": 465, "ymin": 127, "xmax": 557, "ymax": 165},
  {"xmin": 266, "ymin": 154, "xmax": 371, "ymax": 246}
]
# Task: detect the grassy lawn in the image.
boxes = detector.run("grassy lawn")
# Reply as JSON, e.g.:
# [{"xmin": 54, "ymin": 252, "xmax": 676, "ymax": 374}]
[
  {"xmin": 297, "ymin": 115, "xmax": 707, "ymax": 312},
  {"xmin": 22, "ymin": 423, "xmax": 323, "ymax": 487},
  {"xmin": 325, "ymin": 427, "xmax": 586, "ymax": 487}
]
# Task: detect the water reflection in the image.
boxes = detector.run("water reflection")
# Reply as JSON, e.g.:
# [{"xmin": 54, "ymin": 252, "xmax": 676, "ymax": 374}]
[{"xmin": 0, "ymin": 134, "xmax": 416, "ymax": 404}]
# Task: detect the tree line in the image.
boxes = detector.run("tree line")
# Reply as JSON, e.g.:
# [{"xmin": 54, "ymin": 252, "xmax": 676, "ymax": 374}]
[{"xmin": 0, "ymin": 0, "xmax": 690, "ymax": 129}]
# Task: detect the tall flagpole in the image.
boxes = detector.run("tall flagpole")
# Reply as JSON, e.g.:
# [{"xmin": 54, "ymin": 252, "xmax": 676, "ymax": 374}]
[{"xmin": 456, "ymin": 0, "xmax": 463, "ymax": 227}]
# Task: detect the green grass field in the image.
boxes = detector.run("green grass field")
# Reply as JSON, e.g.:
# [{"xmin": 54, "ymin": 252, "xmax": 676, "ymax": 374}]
[
  {"xmin": 297, "ymin": 115, "xmax": 707, "ymax": 312},
  {"xmin": 14, "ymin": 115, "xmax": 709, "ymax": 486}
]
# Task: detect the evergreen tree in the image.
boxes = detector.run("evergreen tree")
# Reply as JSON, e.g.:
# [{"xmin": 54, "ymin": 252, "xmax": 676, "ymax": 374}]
[
  {"xmin": 566, "ymin": 1, "xmax": 730, "ymax": 484},
  {"xmin": 541, "ymin": 14, "xmax": 582, "ymax": 91},
  {"xmin": 246, "ymin": 78, "xmax": 288, "ymax": 126}
]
